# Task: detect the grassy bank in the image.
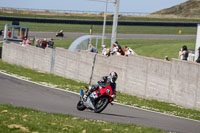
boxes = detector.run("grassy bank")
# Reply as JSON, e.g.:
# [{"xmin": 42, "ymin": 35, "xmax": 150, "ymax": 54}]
[
  {"xmin": 0, "ymin": 105, "xmax": 164, "ymax": 133},
  {"xmin": 0, "ymin": 59, "xmax": 200, "ymax": 121},
  {"xmin": 0, "ymin": 20, "xmax": 197, "ymax": 35},
  {"xmin": 1, "ymin": 10, "xmax": 200, "ymax": 22}
]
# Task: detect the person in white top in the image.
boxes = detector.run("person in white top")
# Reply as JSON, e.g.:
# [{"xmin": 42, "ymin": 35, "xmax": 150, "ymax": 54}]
[
  {"xmin": 110, "ymin": 43, "xmax": 119, "ymax": 55},
  {"xmin": 124, "ymin": 46, "xmax": 136, "ymax": 56}
]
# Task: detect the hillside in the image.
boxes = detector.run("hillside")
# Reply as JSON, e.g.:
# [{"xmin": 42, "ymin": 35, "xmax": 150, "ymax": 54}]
[{"xmin": 152, "ymin": 0, "xmax": 200, "ymax": 18}]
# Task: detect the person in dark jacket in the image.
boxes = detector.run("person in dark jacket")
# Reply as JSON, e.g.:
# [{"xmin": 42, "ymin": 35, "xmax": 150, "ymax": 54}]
[
  {"xmin": 85, "ymin": 72, "xmax": 118, "ymax": 98},
  {"xmin": 179, "ymin": 45, "xmax": 188, "ymax": 60},
  {"xmin": 48, "ymin": 38, "xmax": 54, "ymax": 48},
  {"xmin": 40, "ymin": 38, "xmax": 48, "ymax": 49}
]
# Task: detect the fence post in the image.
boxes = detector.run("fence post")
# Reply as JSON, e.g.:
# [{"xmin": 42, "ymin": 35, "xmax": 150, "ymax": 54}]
[
  {"xmin": 50, "ymin": 49, "xmax": 56, "ymax": 73},
  {"xmin": 89, "ymin": 53, "xmax": 97, "ymax": 85}
]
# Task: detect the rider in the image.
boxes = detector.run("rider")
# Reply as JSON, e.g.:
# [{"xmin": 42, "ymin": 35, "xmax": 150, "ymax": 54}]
[{"xmin": 85, "ymin": 72, "xmax": 118, "ymax": 98}]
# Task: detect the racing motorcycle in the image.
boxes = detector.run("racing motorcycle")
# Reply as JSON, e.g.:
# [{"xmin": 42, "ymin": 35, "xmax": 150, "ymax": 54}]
[
  {"xmin": 77, "ymin": 85, "xmax": 116, "ymax": 113},
  {"xmin": 56, "ymin": 32, "xmax": 64, "ymax": 37}
]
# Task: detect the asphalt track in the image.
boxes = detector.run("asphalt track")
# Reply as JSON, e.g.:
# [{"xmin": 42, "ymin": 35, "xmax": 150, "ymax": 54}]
[
  {"xmin": 0, "ymin": 72, "xmax": 200, "ymax": 133},
  {"xmin": 0, "ymin": 32, "xmax": 196, "ymax": 41},
  {"xmin": 28, "ymin": 32, "xmax": 196, "ymax": 40}
]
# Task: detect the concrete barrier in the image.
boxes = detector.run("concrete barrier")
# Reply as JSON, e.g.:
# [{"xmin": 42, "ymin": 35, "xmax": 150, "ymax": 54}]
[
  {"xmin": 169, "ymin": 59, "xmax": 200, "ymax": 109},
  {"xmin": 2, "ymin": 43, "xmax": 52, "ymax": 73},
  {"xmin": 54, "ymin": 48, "xmax": 96, "ymax": 83},
  {"xmin": 2, "ymin": 43, "xmax": 200, "ymax": 110}
]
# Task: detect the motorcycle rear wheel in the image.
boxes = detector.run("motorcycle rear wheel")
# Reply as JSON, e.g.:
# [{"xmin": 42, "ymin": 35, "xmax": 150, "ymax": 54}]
[
  {"xmin": 77, "ymin": 101, "xmax": 86, "ymax": 111},
  {"xmin": 94, "ymin": 97, "xmax": 109, "ymax": 113}
]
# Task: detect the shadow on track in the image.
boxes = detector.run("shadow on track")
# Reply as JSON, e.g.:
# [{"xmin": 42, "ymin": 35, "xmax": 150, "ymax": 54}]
[{"xmin": 100, "ymin": 112, "xmax": 139, "ymax": 119}]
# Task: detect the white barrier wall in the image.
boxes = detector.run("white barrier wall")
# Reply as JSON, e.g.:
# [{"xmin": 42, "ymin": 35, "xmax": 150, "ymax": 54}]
[
  {"xmin": 169, "ymin": 59, "xmax": 200, "ymax": 109},
  {"xmin": 2, "ymin": 43, "xmax": 200, "ymax": 110},
  {"xmin": 54, "ymin": 48, "xmax": 96, "ymax": 83},
  {"xmin": 2, "ymin": 43, "xmax": 52, "ymax": 73}
]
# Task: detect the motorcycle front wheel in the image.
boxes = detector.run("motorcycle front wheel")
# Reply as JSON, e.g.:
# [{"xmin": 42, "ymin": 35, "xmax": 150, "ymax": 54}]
[
  {"xmin": 94, "ymin": 97, "xmax": 109, "ymax": 113},
  {"xmin": 77, "ymin": 101, "xmax": 86, "ymax": 111}
]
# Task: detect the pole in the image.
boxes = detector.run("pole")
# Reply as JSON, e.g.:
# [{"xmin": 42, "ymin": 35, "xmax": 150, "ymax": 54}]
[
  {"xmin": 89, "ymin": 25, "xmax": 93, "ymax": 44},
  {"xmin": 111, "ymin": 0, "xmax": 120, "ymax": 49},
  {"xmin": 101, "ymin": 0, "xmax": 108, "ymax": 47}
]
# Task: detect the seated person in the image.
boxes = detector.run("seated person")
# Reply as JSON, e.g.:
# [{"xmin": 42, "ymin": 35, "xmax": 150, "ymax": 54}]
[
  {"xmin": 88, "ymin": 44, "xmax": 98, "ymax": 53},
  {"xmin": 40, "ymin": 38, "xmax": 48, "ymax": 49},
  {"xmin": 48, "ymin": 38, "xmax": 54, "ymax": 48}
]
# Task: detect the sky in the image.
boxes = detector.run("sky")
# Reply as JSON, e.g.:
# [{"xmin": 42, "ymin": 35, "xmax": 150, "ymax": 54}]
[{"xmin": 0, "ymin": 0, "xmax": 188, "ymax": 13}]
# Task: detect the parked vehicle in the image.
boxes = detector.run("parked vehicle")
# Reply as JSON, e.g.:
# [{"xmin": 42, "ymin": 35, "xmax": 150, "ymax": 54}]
[{"xmin": 77, "ymin": 85, "xmax": 116, "ymax": 113}]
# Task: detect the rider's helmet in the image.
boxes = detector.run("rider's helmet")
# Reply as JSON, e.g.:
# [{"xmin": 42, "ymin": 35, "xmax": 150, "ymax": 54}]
[{"xmin": 109, "ymin": 72, "xmax": 118, "ymax": 83}]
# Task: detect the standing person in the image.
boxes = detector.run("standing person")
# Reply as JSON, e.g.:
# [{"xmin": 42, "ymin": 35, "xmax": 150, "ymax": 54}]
[
  {"xmin": 179, "ymin": 45, "xmax": 188, "ymax": 60},
  {"xmin": 48, "ymin": 38, "xmax": 54, "ymax": 48},
  {"xmin": 196, "ymin": 47, "xmax": 200, "ymax": 63},
  {"xmin": 88, "ymin": 44, "xmax": 98, "ymax": 53},
  {"xmin": 124, "ymin": 46, "xmax": 136, "ymax": 56},
  {"xmin": 40, "ymin": 38, "xmax": 48, "ymax": 49},
  {"xmin": 7, "ymin": 29, "xmax": 11, "ymax": 38}
]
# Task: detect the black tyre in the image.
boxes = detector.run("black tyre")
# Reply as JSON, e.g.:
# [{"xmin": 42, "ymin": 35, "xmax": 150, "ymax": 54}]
[
  {"xmin": 77, "ymin": 101, "xmax": 86, "ymax": 111},
  {"xmin": 94, "ymin": 97, "xmax": 109, "ymax": 113}
]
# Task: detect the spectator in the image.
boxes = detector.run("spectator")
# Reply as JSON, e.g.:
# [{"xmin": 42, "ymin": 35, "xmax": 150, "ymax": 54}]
[
  {"xmin": 48, "ymin": 38, "xmax": 54, "ymax": 48},
  {"xmin": 117, "ymin": 47, "xmax": 125, "ymax": 56},
  {"xmin": 101, "ymin": 44, "xmax": 107, "ymax": 55},
  {"xmin": 22, "ymin": 37, "xmax": 30, "ymax": 46},
  {"xmin": 196, "ymin": 47, "xmax": 200, "ymax": 63},
  {"xmin": 179, "ymin": 45, "xmax": 188, "ymax": 60},
  {"xmin": 22, "ymin": 37, "xmax": 27, "ymax": 45},
  {"xmin": 106, "ymin": 48, "xmax": 111, "ymax": 57},
  {"xmin": 164, "ymin": 56, "xmax": 169, "ymax": 61},
  {"xmin": 88, "ymin": 44, "xmax": 98, "ymax": 53},
  {"xmin": 36, "ymin": 39, "xmax": 41, "ymax": 47},
  {"xmin": 26, "ymin": 38, "xmax": 31, "ymax": 45},
  {"xmin": 115, "ymin": 41, "xmax": 122, "ymax": 49},
  {"xmin": 40, "ymin": 38, "xmax": 48, "ymax": 49},
  {"xmin": 8, "ymin": 29, "xmax": 11, "ymax": 38},
  {"xmin": 110, "ymin": 43, "xmax": 119, "ymax": 55},
  {"xmin": 124, "ymin": 46, "xmax": 136, "ymax": 56}
]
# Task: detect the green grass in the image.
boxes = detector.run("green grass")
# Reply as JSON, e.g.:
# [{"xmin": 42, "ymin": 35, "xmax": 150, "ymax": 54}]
[
  {"xmin": 53, "ymin": 38, "xmax": 75, "ymax": 49},
  {"xmin": 53, "ymin": 38, "xmax": 195, "ymax": 60},
  {"xmin": 0, "ymin": 105, "xmax": 164, "ymax": 133},
  {"xmin": 0, "ymin": 59, "xmax": 200, "ymax": 121},
  {"xmin": 0, "ymin": 20, "xmax": 197, "ymax": 34},
  {"xmin": 117, "ymin": 39, "xmax": 195, "ymax": 60}
]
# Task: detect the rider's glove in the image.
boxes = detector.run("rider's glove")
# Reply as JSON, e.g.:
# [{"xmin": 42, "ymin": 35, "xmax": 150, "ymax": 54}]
[{"xmin": 111, "ymin": 94, "xmax": 116, "ymax": 99}]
